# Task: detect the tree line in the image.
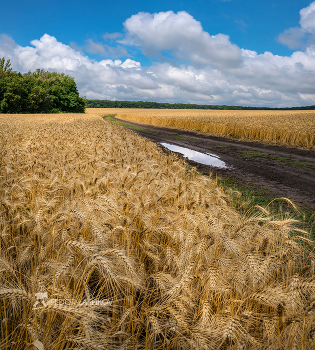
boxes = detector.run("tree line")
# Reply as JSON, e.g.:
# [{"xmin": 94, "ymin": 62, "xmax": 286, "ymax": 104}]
[
  {"xmin": 86, "ymin": 99, "xmax": 315, "ymax": 110},
  {"xmin": 0, "ymin": 58, "xmax": 85, "ymax": 113}
]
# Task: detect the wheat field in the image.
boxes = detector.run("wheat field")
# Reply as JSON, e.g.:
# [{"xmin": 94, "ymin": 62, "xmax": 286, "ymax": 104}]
[
  {"xmin": 1, "ymin": 113, "xmax": 315, "ymax": 349},
  {"xmin": 88, "ymin": 108, "xmax": 315, "ymax": 149}
]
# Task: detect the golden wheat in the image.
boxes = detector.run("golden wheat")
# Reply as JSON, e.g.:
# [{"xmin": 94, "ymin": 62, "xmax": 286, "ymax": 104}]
[
  {"xmin": 87, "ymin": 107, "xmax": 315, "ymax": 148},
  {"xmin": 0, "ymin": 112, "xmax": 315, "ymax": 349}
]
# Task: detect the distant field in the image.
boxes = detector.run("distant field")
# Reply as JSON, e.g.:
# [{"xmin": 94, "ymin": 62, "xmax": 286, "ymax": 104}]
[
  {"xmin": 1, "ymin": 112, "xmax": 315, "ymax": 349},
  {"xmin": 86, "ymin": 108, "xmax": 315, "ymax": 149}
]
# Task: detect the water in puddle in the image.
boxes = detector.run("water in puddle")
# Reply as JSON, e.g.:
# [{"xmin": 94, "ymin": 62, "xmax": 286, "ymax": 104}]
[{"xmin": 160, "ymin": 143, "xmax": 228, "ymax": 168}]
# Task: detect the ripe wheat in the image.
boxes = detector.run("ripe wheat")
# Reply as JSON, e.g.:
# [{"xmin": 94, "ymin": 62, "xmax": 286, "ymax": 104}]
[
  {"xmin": 88, "ymin": 107, "xmax": 315, "ymax": 148},
  {"xmin": 0, "ymin": 112, "xmax": 315, "ymax": 349}
]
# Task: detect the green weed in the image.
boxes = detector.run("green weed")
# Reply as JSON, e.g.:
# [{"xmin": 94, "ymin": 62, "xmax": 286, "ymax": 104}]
[
  {"xmin": 175, "ymin": 136, "xmax": 189, "ymax": 140},
  {"xmin": 215, "ymin": 175, "xmax": 315, "ymax": 238},
  {"xmin": 238, "ymin": 151, "xmax": 315, "ymax": 171}
]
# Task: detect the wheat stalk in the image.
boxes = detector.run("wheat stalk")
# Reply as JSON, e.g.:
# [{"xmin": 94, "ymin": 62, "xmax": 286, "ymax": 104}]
[{"xmin": 1, "ymin": 112, "xmax": 314, "ymax": 349}]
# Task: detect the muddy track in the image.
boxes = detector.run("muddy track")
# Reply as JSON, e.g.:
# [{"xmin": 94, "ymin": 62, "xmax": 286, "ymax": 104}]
[{"xmin": 104, "ymin": 116, "xmax": 315, "ymax": 209}]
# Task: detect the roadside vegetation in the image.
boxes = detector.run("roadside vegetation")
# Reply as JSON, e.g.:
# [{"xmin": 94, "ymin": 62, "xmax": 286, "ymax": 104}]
[
  {"xmin": 1, "ymin": 112, "xmax": 315, "ymax": 349},
  {"xmin": 238, "ymin": 151, "xmax": 315, "ymax": 172},
  {"xmin": 105, "ymin": 115, "xmax": 148, "ymax": 131},
  {"xmin": 0, "ymin": 58, "xmax": 85, "ymax": 113},
  {"xmin": 93, "ymin": 108, "xmax": 315, "ymax": 149},
  {"xmin": 214, "ymin": 175, "xmax": 315, "ymax": 238}
]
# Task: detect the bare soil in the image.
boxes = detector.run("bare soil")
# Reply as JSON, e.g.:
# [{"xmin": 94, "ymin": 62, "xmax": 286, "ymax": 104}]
[{"xmin": 105, "ymin": 116, "xmax": 315, "ymax": 209}]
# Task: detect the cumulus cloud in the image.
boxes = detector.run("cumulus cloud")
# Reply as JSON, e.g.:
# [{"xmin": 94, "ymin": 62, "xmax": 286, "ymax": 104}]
[
  {"xmin": 121, "ymin": 11, "xmax": 243, "ymax": 69},
  {"xmin": 278, "ymin": 1, "xmax": 315, "ymax": 49},
  {"xmin": 1, "ymin": 5, "xmax": 315, "ymax": 107},
  {"xmin": 300, "ymin": 1, "xmax": 315, "ymax": 32}
]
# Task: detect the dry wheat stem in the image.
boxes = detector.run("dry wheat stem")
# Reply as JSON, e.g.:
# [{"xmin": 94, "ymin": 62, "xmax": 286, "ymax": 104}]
[{"xmin": 0, "ymin": 112, "xmax": 314, "ymax": 349}]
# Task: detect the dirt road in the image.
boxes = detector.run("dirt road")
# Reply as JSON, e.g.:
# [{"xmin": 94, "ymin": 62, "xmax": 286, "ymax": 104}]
[{"xmin": 105, "ymin": 116, "xmax": 315, "ymax": 209}]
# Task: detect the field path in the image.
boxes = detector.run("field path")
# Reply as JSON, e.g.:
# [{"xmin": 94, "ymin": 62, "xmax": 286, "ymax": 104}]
[{"xmin": 105, "ymin": 116, "xmax": 315, "ymax": 209}]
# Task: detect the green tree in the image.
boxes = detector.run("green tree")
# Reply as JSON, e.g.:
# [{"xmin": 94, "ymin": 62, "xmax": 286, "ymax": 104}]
[
  {"xmin": 28, "ymin": 85, "xmax": 52, "ymax": 113},
  {"xmin": 1, "ymin": 75, "xmax": 28, "ymax": 113},
  {"xmin": 0, "ymin": 58, "xmax": 12, "ymax": 112},
  {"xmin": 0, "ymin": 58, "xmax": 85, "ymax": 114},
  {"xmin": 0, "ymin": 57, "xmax": 12, "ymax": 79}
]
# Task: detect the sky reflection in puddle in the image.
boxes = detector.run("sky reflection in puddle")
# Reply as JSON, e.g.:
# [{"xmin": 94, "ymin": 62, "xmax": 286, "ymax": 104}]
[{"xmin": 160, "ymin": 143, "xmax": 228, "ymax": 169}]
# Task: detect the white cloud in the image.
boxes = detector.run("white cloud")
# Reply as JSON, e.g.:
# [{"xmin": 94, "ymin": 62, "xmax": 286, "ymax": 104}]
[
  {"xmin": 14, "ymin": 34, "xmax": 92, "ymax": 72},
  {"xmin": 122, "ymin": 11, "xmax": 243, "ymax": 69},
  {"xmin": 120, "ymin": 58, "xmax": 141, "ymax": 69},
  {"xmin": 278, "ymin": 1, "xmax": 315, "ymax": 49},
  {"xmin": 300, "ymin": 1, "xmax": 315, "ymax": 32},
  {"xmin": 1, "ymin": 6, "xmax": 315, "ymax": 107}
]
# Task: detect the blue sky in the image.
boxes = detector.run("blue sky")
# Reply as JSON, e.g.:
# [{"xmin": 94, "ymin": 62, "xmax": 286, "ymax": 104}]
[{"xmin": 1, "ymin": 0, "xmax": 315, "ymax": 107}]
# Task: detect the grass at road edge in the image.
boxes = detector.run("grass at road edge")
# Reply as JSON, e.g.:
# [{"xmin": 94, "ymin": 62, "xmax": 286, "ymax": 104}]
[
  {"xmin": 238, "ymin": 150, "xmax": 315, "ymax": 171},
  {"xmin": 215, "ymin": 173, "xmax": 315, "ymax": 239},
  {"xmin": 105, "ymin": 114, "xmax": 156, "ymax": 132}
]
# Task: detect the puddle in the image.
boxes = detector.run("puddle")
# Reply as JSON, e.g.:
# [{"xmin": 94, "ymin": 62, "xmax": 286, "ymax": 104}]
[{"xmin": 160, "ymin": 143, "xmax": 228, "ymax": 168}]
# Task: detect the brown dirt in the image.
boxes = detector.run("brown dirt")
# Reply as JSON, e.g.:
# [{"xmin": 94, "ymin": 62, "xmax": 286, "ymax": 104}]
[{"xmin": 104, "ymin": 116, "xmax": 315, "ymax": 209}]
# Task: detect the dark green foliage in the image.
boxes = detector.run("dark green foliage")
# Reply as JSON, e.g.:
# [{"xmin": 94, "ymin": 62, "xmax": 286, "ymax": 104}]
[
  {"xmin": 86, "ymin": 99, "xmax": 315, "ymax": 110},
  {"xmin": 0, "ymin": 57, "xmax": 85, "ymax": 114}
]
